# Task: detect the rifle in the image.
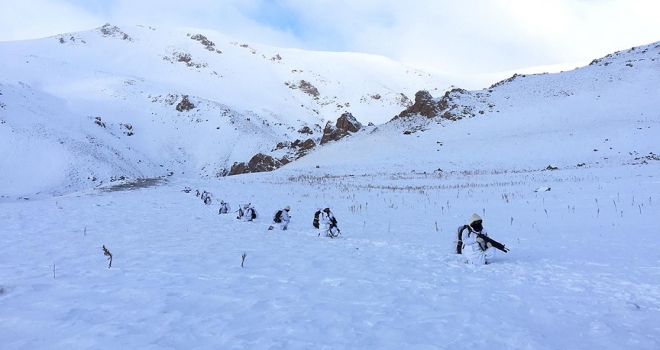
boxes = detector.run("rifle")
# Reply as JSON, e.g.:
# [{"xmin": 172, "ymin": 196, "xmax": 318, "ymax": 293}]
[
  {"xmin": 329, "ymin": 217, "xmax": 341, "ymax": 238},
  {"xmin": 329, "ymin": 225, "xmax": 341, "ymax": 238},
  {"xmin": 476, "ymin": 233, "xmax": 509, "ymax": 253}
]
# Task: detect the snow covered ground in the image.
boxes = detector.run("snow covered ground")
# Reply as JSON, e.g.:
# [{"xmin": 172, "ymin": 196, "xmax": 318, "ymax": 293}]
[
  {"xmin": 2, "ymin": 160, "xmax": 659, "ymax": 349},
  {"xmin": 2, "ymin": 26, "xmax": 660, "ymax": 350}
]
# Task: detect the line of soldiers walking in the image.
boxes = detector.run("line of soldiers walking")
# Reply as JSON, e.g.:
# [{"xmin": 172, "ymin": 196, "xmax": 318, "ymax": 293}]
[
  {"xmin": 186, "ymin": 188, "xmax": 509, "ymax": 262},
  {"xmin": 186, "ymin": 188, "xmax": 340, "ymax": 237}
]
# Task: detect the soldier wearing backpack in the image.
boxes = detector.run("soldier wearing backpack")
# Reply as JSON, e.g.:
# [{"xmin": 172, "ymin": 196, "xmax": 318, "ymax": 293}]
[
  {"xmin": 272, "ymin": 206, "xmax": 291, "ymax": 230},
  {"xmin": 457, "ymin": 213, "xmax": 497, "ymax": 265},
  {"xmin": 218, "ymin": 200, "xmax": 231, "ymax": 214},
  {"xmin": 243, "ymin": 204, "xmax": 258, "ymax": 222},
  {"xmin": 237, "ymin": 204, "xmax": 247, "ymax": 220},
  {"xmin": 203, "ymin": 193, "xmax": 212, "ymax": 205},
  {"xmin": 318, "ymin": 205, "xmax": 340, "ymax": 238}
]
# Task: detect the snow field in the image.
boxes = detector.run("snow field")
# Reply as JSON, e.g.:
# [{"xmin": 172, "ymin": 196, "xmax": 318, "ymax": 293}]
[{"xmin": 2, "ymin": 163, "xmax": 659, "ymax": 349}]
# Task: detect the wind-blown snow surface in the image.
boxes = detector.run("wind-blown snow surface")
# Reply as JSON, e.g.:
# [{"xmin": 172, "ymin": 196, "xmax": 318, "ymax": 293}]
[
  {"xmin": 2, "ymin": 29, "xmax": 660, "ymax": 349},
  {"xmin": 3, "ymin": 79, "xmax": 660, "ymax": 347},
  {"xmin": 2, "ymin": 162, "xmax": 660, "ymax": 349}
]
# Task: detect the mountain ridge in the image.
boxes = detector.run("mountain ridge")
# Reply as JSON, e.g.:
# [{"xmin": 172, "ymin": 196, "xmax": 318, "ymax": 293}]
[
  {"xmin": 285, "ymin": 40, "xmax": 659, "ymax": 176},
  {"xmin": 1, "ymin": 23, "xmax": 659, "ymax": 199},
  {"xmin": 0, "ymin": 23, "xmax": 449, "ymax": 197}
]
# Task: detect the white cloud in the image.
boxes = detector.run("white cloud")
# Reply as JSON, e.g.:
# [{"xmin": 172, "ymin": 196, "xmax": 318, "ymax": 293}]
[
  {"xmin": 1, "ymin": 0, "xmax": 659, "ymax": 76},
  {"xmin": 0, "ymin": 0, "xmax": 104, "ymax": 41},
  {"xmin": 264, "ymin": 0, "xmax": 660, "ymax": 74},
  {"xmin": 105, "ymin": 0, "xmax": 305, "ymax": 49}
]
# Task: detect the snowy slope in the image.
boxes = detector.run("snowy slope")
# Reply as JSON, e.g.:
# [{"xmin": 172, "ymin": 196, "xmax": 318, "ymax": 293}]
[
  {"xmin": 288, "ymin": 42, "xmax": 660, "ymax": 175},
  {"xmin": 1, "ymin": 30, "xmax": 660, "ymax": 349},
  {"xmin": 1, "ymin": 159, "xmax": 659, "ymax": 349},
  {"xmin": 0, "ymin": 23, "xmax": 449, "ymax": 197},
  {"xmin": 3, "ymin": 25, "xmax": 657, "ymax": 200}
]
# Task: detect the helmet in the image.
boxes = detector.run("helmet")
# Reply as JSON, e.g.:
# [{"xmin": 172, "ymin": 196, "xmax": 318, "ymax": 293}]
[
  {"xmin": 468, "ymin": 213, "xmax": 482, "ymax": 224},
  {"xmin": 284, "ymin": 205, "xmax": 290, "ymax": 211},
  {"xmin": 220, "ymin": 200, "xmax": 225, "ymax": 204},
  {"xmin": 244, "ymin": 204, "xmax": 249, "ymax": 209}
]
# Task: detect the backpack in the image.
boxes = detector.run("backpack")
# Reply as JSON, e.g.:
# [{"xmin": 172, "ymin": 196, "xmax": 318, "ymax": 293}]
[
  {"xmin": 237, "ymin": 208, "xmax": 244, "ymax": 219},
  {"xmin": 312, "ymin": 210, "xmax": 321, "ymax": 229},
  {"xmin": 456, "ymin": 225, "xmax": 473, "ymax": 254},
  {"xmin": 250, "ymin": 209, "xmax": 257, "ymax": 220},
  {"xmin": 274, "ymin": 210, "xmax": 283, "ymax": 223}
]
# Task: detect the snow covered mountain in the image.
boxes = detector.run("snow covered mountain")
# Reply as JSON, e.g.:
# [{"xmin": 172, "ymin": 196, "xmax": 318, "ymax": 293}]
[
  {"xmin": 0, "ymin": 23, "xmax": 448, "ymax": 197},
  {"xmin": 287, "ymin": 41, "xmax": 660, "ymax": 176},
  {"xmin": 2, "ymin": 26, "xmax": 660, "ymax": 350},
  {"xmin": 1, "ymin": 23, "xmax": 659, "ymax": 199}
]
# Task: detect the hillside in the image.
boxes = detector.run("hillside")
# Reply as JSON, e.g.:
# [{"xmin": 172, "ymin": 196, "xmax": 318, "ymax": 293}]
[
  {"xmin": 288, "ymin": 41, "xmax": 660, "ymax": 175},
  {"xmin": 1, "ymin": 24, "xmax": 659, "ymax": 200},
  {"xmin": 0, "ymin": 23, "xmax": 448, "ymax": 198},
  {"xmin": 1, "ymin": 28, "xmax": 660, "ymax": 350}
]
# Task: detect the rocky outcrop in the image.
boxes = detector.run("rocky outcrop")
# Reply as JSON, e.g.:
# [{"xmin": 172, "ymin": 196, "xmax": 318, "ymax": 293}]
[
  {"xmin": 393, "ymin": 88, "xmax": 475, "ymax": 122},
  {"xmin": 98, "ymin": 24, "xmax": 133, "ymax": 41},
  {"xmin": 272, "ymin": 138, "xmax": 318, "ymax": 161},
  {"xmin": 320, "ymin": 122, "xmax": 344, "ymax": 145},
  {"xmin": 320, "ymin": 112, "xmax": 362, "ymax": 145},
  {"xmin": 229, "ymin": 153, "xmax": 284, "ymax": 175},
  {"xmin": 176, "ymin": 95, "xmax": 195, "ymax": 112},
  {"xmin": 228, "ymin": 112, "xmax": 363, "ymax": 176},
  {"xmin": 272, "ymin": 138, "xmax": 317, "ymax": 158},
  {"xmin": 229, "ymin": 112, "xmax": 363, "ymax": 176},
  {"xmin": 291, "ymin": 138, "xmax": 317, "ymax": 158},
  {"xmin": 190, "ymin": 34, "xmax": 222, "ymax": 54},
  {"xmin": 489, "ymin": 74, "xmax": 524, "ymax": 89},
  {"xmin": 285, "ymin": 80, "xmax": 320, "ymax": 99},
  {"xmin": 336, "ymin": 112, "xmax": 363, "ymax": 133},
  {"xmin": 396, "ymin": 90, "xmax": 441, "ymax": 119}
]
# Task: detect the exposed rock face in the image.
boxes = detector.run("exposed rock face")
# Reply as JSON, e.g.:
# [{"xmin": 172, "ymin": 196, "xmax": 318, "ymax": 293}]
[
  {"xmin": 248, "ymin": 153, "xmax": 283, "ymax": 172},
  {"xmin": 489, "ymin": 74, "xmax": 523, "ymax": 89},
  {"xmin": 190, "ymin": 34, "xmax": 222, "ymax": 54},
  {"xmin": 394, "ymin": 88, "xmax": 472, "ymax": 121},
  {"xmin": 336, "ymin": 112, "xmax": 362, "ymax": 133},
  {"xmin": 298, "ymin": 126, "xmax": 314, "ymax": 134},
  {"xmin": 292, "ymin": 138, "xmax": 317, "ymax": 158},
  {"xmin": 320, "ymin": 112, "xmax": 362, "ymax": 145},
  {"xmin": 293, "ymin": 138, "xmax": 316, "ymax": 150},
  {"xmin": 98, "ymin": 23, "xmax": 133, "ymax": 41},
  {"xmin": 176, "ymin": 95, "xmax": 195, "ymax": 112},
  {"xmin": 284, "ymin": 80, "xmax": 320, "ymax": 98},
  {"xmin": 230, "ymin": 112, "xmax": 361, "ymax": 175},
  {"xmin": 272, "ymin": 138, "xmax": 316, "ymax": 157},
  {"xmin": 229, "ymin": 162, "xmax": 246, "ymax": 175},
  {"xmin": 396, "ymin": 90, "xmax": 441, "ymax": 119},
  {"xmin": 229, "ymin": 153, "xmax": 284, "ymax": 175},
  {"xmin": 320, "ymin": 122, "xmax": 345, "ymax": 145}
]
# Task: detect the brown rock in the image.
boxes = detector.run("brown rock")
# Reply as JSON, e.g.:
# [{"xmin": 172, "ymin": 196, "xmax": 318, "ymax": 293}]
[
  {"xmin": 394, "ymin": 88, "xmax": 470, "ymax": 121},
  {"xmin": 229, "ymin": 153, "xmax": 284, "ymax": 175},
  {"xmin": 396, "ymin": 90, "xmax": 440, "ymax": 119},
  {"xmin": 176, "ymin": 95, "xmax": 195, "ymax": 112},
  {"xmin": 320, "ymin": 112, "xmax": 362, "ymax": 145},
  {"xmin": 336, "ymin": 112, "xmax": 362, "ymax": 133}
]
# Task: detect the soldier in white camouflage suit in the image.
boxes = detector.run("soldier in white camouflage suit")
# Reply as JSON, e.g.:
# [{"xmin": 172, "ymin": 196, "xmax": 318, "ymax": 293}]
[{"xmin": 459, "ymin": 213, "xmax": 496, "ymax": 265}]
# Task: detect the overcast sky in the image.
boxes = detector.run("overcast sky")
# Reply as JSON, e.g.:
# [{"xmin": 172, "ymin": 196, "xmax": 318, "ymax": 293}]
[{"xmin": 2, "ymin": 0, "xmax": 659, "ymax": 78}]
